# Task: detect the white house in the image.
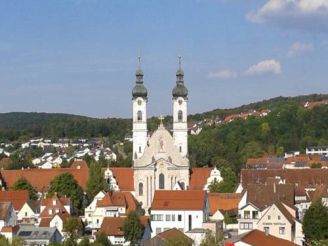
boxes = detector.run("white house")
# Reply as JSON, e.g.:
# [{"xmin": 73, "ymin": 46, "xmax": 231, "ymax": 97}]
[{"xmin": 150, "ymin": 190, "xmax": 208, "ymax": 238}]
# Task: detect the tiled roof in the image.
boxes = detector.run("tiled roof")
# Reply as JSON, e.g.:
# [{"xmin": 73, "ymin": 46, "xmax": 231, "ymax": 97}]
[
  {"xmin": 70, "ymin": 160, "xmax": 89, "ymax": 170},
  {"xmin": 102, "ymin": 168, "xmax": 134, "ymax": 191},
  {"xmin": 99, "ymin": 216, "xmax": 148, "ymax": 236},
  {"xmin": 0, "ymin": 190, "xmax": 29, "ymax": 211},
  {"xmin": 227, "ymin": 229, "xmax": 297, "ymax": 246},
  {"xmin": 0, "ymin": 167, "xmax": 89, "ymax": 192},
  {"xmin": 246, "ymin": 183, "xmax": 294, "ymax": 209},
  {"xmin": 158, "ymin": 228, "xmax": 192, "ymax": 242},
  {"xmin": 241, "ymin": 169, "xmax": 328, "ymax": 189},
  {"xmin": 40, "ymin": 195, "xmax": 70, "ymax": 218},
  {"xmin": 152, "ymin": 190, "xmax": 206, "ymax": 210},
  {"xmin": 96, "ymin": 191, "xmax": 138, "ymax": 214},
  {"xmin": 1, "ymin": 225, "xmax": 19, "ymax": 234},
  {"xmin": 189, "ymin": 168, "xmax": 211, "ymax": 190},
  {"xmin": 307, "ymin": 185, "xmax": 328, "ymax": 202},
  {"xmin": 208, "ymin": 193, "xmax": 242, "ymax": 215}
]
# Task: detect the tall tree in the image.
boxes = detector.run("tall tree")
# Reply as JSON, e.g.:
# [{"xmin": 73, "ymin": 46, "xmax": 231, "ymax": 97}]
[
  {"xmin": 47, "ymin": 173, "xmax": 84, "ymax": 211},
  {"xmin": 86, "ymin": 162, "xmax": 107, "ymax": 200},
  {"xmin": 11, "ymin": 177, "xmax": 38, "ymax": 200},
  {"xmin": 123, "ymin": 211, "xmax": 144, "ymax": 246},
  {"xmin": 303, "ymin": 199, "xmax": 328, "ymax": 243},
  {"xmin": 63, "ymin": 217, "xmax": 82, "ymax": 246}
]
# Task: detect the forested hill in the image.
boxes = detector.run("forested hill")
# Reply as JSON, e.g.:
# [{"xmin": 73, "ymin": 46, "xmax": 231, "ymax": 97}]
[{"xmin": 0, "ymin": 94, "xmax": 328, "ymax": 147}]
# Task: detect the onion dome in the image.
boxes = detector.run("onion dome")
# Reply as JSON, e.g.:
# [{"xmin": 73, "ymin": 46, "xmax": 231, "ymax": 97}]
[
  {"xmin": 132, "ymin": 59, "xmax": 148, "ymax": 99},
  {"xmin": 172, "ymin": 57, "xmax": 188, "ymax": 99}
]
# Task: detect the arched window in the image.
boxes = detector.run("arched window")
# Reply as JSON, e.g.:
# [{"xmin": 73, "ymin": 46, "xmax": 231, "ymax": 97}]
[
  {"xmin": 178, "ymin": 110, "xmax": 183, "ymax": 122},
  {"xmin": 180, "ymin": 182, "xmax": 185, "ymax": 190},
  {"xmin": 159, "ymin": 173, "xmax": 164, "ymax": 189},
  {"xmin": 139, "ymin": 183, "xmax": 143, "ymax": 196},
  {"xmin": 137, "ymin": 110, "xmax": 142, "ymax": 121},
  {"xmin": 179, "ymin": 146, "xmax": 182, "ymax": 153}
]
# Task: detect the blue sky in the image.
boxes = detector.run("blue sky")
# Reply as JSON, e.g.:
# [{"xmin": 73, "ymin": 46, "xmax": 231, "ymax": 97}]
[{"xmin": 0, "ymin": 0, "xmax": 327, "ymax": 118}]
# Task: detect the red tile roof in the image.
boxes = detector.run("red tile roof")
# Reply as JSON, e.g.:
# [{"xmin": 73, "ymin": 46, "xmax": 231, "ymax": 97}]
[
  {"xmin": 189, "ymin": 168, "xmax": 211, "ymax": 190},
  {"xmin": 157, "ymin": 228, "xmax": 192, "ymax": 242},
  {"xmin": 241, "ymin": 169, "xmax": 328, "ymax": 189},
  {"xmin": 99, "ymin": 216, "xmax": 149, "ymax": 236},
  {"xmin": 151, "ymin": 190, "xmax": 206, "ymax": 210},
  {"xmin": 0, "ymin": 167, "xmax": 89, "ymax": 192},
  {"xmin": 208, "ymin": 193, "xmax": 242, "ymax": 215},
  {"xmin": 227, "ymin": 229, "xmax": 297, "ymax": 246},
  {"xmin": 70, "ymin": 160, "xmax": 89, "ymax": 170},
  {"xmin": 0, "ymin": 191, "xmax": 29, "ymax": 211},
  {"xmin": 40, "ymin": 195, "xmax": 70, "ymax": 218},
  {"xmin": 102, "ymin": 168, "xmax": 134, "ymax": 191},
  {"xmin": 96, "ymin": 191, "xmax": 138, "ymax": 214}
]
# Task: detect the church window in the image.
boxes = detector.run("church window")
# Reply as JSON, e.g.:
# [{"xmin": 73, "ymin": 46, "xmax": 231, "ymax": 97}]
[
  {"xmin": 180, "ymin": 182, "xmax": 185, "ymax": 190},
  {"xmin": 179, "ymin": 146, "xmax": 182, "ymax": 153},
  {"xmin": 137, "ymin": 110, "xmax": 142, "ymax": 121},
  {"xmin": 139, "ymin": 182, "xmax": 144, "ymax": 196},
  {"xmin": 178, "ymin": 110, "xmax": 183, "ymax": 122},
  {"xmin": 159, "ymin": 173, "xmax": 165, "ymax": 189},
  {"xmin": 139, "ymin": 146, "xmax": 141, "ymax": 153}
]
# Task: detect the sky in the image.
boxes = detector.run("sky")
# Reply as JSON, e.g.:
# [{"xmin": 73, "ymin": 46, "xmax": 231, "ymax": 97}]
[{"xmin": 0, "ymin": 0, "xmax": 328, "ymax": 118}]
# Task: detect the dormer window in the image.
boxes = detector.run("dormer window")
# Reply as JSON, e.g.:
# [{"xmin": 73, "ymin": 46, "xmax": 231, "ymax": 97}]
[{"xmin": 52, "ymin": 199, "xmax": 56, "ymax": 206}]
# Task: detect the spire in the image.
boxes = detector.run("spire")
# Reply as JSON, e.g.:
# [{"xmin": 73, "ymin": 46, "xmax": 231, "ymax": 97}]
[
  {"xmin": 132, "ymin": 56, "xmax": 147, "ymax": 99},
  {"xmin": 172, "ymin": 56, "xmax": 188, "ymax": 98}
]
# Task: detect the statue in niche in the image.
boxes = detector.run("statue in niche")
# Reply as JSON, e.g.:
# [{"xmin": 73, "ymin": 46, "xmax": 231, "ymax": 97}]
[{"xmin": 159, "ymin": 137, "xmax": 165, "ymax": 153}]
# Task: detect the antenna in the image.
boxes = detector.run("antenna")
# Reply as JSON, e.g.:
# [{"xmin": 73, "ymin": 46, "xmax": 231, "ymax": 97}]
[
  {"xmin": 137, "ymin": 49, "xmax": 141, "ymax": 69},
  {"xmin": 178, "ymin": 56, "xmax": 182, "ymax": 69}
]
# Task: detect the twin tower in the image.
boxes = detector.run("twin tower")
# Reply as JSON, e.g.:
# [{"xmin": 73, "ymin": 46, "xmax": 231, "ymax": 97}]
[{"xmin": 132, "ymin": 59, "xmax": 189, "ymax": 162}]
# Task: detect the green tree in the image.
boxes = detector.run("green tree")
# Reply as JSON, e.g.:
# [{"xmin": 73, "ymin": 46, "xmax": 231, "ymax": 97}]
[
  {"xmin": 11, "ymin": 177, "xmax": 38, "ymax": 200},
  {"xmin": 208, "ymin": 167, "xmax": 237, "ymax": 193},
  {"xmin": 167, "ymin": 235, "xmax": 192, "ymax": 246},
  {"xmin": 303, "ymin": 200, "xmax": 328, "ymax": 243},
  {"xmin": 11, "ymin": 237, "xmax": 24, "ymax": 246},
  {"xmin": 200, "ymin": 231, "xmax": 223, "ymax": 246},
  {"xmin": 0, "ymin": 235, "xmax": 9, "ymax": 246},
  {"xmin": 94, "ymin": 233, "xmax": 112, "ymax": 246},
  {"xmin": 86, "ymin": 162, "xmax": 107, "ymax": 200},
  {"xmin": 48, "ymin": 173, "xmax": 84, "ymax": 211},
  {"xmin": 63, "ymin": 217, "xmax": 82, "ymax": 246},
  {"xmin": 78, "ymin": 237, "xmax": 90, "ymax": 246},
  {"xmin": 311, "ymin": 163, "xmax": 322, "ymax": 169},
  {"xmin": 123, "ymin": 211, "xmax": 144, "ymax": 246}
]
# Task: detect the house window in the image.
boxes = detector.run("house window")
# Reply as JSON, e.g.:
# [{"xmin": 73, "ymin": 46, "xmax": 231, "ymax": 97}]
[
  {"xmin": 137, "ymin": 111, "xmax": 142, "ymax": 121},
  {"xmin": 48, "ymin": 209, "xmax": 52, "ymax": 215},
  {"xmin": 139, "ymin": 183, "xmax": 143, "ymax": 196},
  {"xmin": 244, "ymin": 211, "xmax": 250, "ymax": 219},
  {"xmin": 278, "ymin": 215, "xmax": 281, "ymax": 220},
  {"xmin": 172, "ymin": 214, "xmax": 175, "ymax": 221},
  {"xmin": 252, "ymin": 211, "xmax": 258, "ymax": 219},
  {"xmin": 166, "ymin": 214, "xmax": 171, "ymax": 221},
  {"xmin": 178, "ymin": 215, "xmax": 182, "ymax": 221},
  {"xmin": 25, "ymin": 212, "xmax": 27, "ymax": 217},
  {"xmin": 264, "ymin": 227, "xmax": 270, "ymax": 235},
  {"xmin": 188, "ymin": 215, "xmax": 192, "ymax": 231},
  {"xmin": 179, "ymin": 146, "xmax": 182, "ymax": 153},
  {"xmin": 152, "ymin": 214, "xmax": 163, "ymax": 221},
  {"xmin": 239, "ymin": 222, "xmax": 253, "ymax": 230},
  {"xmin": 178, "ymin": 110, "xmax": 183, "ymax": 122},
  {"xmin": 268, "ymin": 215, "xmax": 271, "ymax": 220},
  {"xmin": 279, "ymin": 227, "xmax": 285, "ymax": 235},
  {"xmin": 159, "ymin": 173, "xmax": 165, "ymax": 189}
]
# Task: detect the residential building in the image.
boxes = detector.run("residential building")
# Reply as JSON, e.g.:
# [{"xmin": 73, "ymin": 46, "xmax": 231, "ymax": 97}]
[
  {"xmin": 0, "ymin": 202, "xmax": 17, "ymax": 231},
  {"xmin": 16, "ymin": 225, "xmax": 63, "ymax": 245},
  {"xmin": 144, "ymin": 228, "xmax": 193, "ymax": 246},
  {"xmin": 150, "ymin": 190, "xmax": 208, "ymax": 237},
  {"xmin": 99, "ymin": 216, "xmax": 151, "ymax": 245}
]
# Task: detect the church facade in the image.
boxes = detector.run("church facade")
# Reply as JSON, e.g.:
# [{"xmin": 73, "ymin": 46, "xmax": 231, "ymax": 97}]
[{"xmin": 132, "ymin": 60, "xmax": 191, "ymax": 210}]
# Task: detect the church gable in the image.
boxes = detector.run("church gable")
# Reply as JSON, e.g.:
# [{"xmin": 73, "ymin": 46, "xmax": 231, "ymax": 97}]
[{"xmin": 134, "ymin": 124, "xmax": 189, "ymax": 167}]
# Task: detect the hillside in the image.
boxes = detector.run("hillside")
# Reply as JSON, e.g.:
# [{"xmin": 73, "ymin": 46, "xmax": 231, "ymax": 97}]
[{"xmin": 1, "ymin": 94, "xmax": 328, "ymax": 173}]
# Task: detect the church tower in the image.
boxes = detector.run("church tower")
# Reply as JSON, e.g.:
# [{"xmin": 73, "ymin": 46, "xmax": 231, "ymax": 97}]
[
  {"xmin": 172, "ymin": 57, "xmax": 188, "ymax": 158},
  {"xmin": 132, "ymin": 58, "xmax": 148, "ymax": 161}
]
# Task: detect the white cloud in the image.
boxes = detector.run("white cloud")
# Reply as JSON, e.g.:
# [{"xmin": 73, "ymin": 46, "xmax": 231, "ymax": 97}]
[
  {"xmin": 247, "ymin": 0, "xmax": 328, "ymax": 32},
  {"xmin": 287, "ymin": 42, "xmax": 313, "ymax": 57},
  {"xmin": 208, "ymin": 69, "xmax": 238, "ymax": 79},
  {"xmin": 245, "ymin": 59, "xmax": 281, "ymax": 76}
]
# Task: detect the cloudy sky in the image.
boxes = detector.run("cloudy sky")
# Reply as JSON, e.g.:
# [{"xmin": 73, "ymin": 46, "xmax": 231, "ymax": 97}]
[{"xmin": 0, "ymin": 0, "xmax": 328, "ymax": 118}]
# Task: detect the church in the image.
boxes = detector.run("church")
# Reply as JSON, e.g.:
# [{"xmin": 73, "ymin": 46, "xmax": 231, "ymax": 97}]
[{"xmin": 130, "ymin": 59, "xmax": 222, "ymax": 210}]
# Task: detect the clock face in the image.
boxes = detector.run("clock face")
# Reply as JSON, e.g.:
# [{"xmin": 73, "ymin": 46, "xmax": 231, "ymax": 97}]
[
  {"xmin": 178, "ymin": 99, "xmax": 183, "ymax": 105},
  {"xmin": 137, "ymin": 99, "xmax": 142, "ymax": 105}
]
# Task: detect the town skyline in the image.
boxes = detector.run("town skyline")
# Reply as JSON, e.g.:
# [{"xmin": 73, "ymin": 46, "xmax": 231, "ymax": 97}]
[{"xmin": 1, "ymin": 0, "xmax": 328, "ymax": 117}]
